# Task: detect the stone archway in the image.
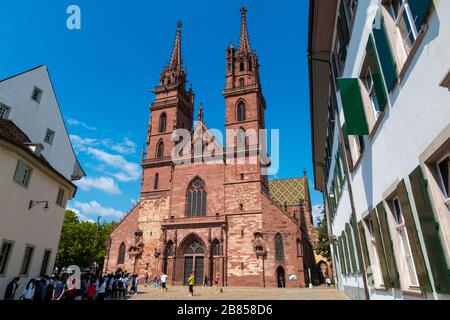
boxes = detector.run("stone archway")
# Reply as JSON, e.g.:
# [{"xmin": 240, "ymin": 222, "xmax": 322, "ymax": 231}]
[
  {"xmin": 176, "ymin": 233, "xmax": 207, "ymax": 285},
  {"xmin": 276, "ymin": 266, "xmax": 286, "ymax": 288}
]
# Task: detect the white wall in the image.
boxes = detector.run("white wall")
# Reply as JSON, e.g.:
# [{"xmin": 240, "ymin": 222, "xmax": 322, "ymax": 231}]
[
  {"xmin": 0, "ymin": 66, "xmax": 81, "ymax": 181},
  {"xmin": 328, "ymin": 0, "xmax": 450, "ymax": 300},
  {"xmin": 0, "ymin": 144, "xmax": 68, "ymax": 297}
]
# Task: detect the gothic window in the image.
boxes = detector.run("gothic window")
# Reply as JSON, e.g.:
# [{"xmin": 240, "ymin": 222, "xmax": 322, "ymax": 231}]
[
  {"xmin": 186, "ymin": 177, "xmax": 207, "ymax": 217},
  {"xmin": 154, "ymin": 173, "xmax": 159, "ymax": 190},
  {"xmin": 156, "ymin": 140, "xmax": 164, "ymax": 158},
  {"xmin": 248, "ymin": 59, "xmax": 252, "ymax": 71},
  {"xmin": 240, "ymin": 61, "xmax": 245, "ymax": 72},
  {"xmin": 194, "ymin": 138, "xmax": 203, "ymax": 155},
  {"xmin": 237, "ymin": 101, "xmax": 246, "ymax": 122},
  {"xmin": 184, "ymin": 241, "xmax": 205, "ymax": 254},
  {"xmin": 118, "ymin": 242, "xmax": 126, "ymax": 264},
  {"xmin": 296, "ymin": 239, "xmax": 303, "ymax": 257},
  {"xmin": 159, "ymin": 113, "xmax": 167, "ymax": 133},
  {"xmin": 237, "ymin": 128, "xmax": 246, "ymax": 149},
  {"xmin": 239, "ymin": 78, "xmax": 245, "ymax": 88},
  {"xmin": 212, "ymin": 239, "xmax": 221, "ymax": 256},
  {"xmin": 275, "ymin": 233, "xmax": 284, "ymax": 261}
]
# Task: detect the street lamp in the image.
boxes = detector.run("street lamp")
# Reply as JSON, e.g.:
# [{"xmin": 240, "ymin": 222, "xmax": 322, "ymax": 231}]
[{"xmin": 29, "ymin": 200, "xmax": 50, "ymax": 211}]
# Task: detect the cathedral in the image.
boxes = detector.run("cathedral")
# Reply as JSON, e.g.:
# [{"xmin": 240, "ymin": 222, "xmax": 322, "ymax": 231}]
[{"xmin": 103, "ymin": 8, "xmax": 321, "ymax": 288}]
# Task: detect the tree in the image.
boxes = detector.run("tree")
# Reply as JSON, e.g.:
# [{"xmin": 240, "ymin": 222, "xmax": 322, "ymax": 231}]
[
  {"xmin": 316, "ymin": 213, "xmax": 331, "ymax": 261},
  {"xmin": 55, "ymin": 210, "xmax": 115, "ymax": 272}
]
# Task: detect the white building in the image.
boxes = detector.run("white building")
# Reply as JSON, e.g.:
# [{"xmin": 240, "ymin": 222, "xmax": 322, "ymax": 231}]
[
  {"xmin": 0, "ymin": 65, "xmax": 85, "ymax": 299},
  {"xmin": 309, "ymin": 0, "xmax": 450, "ymax": 299}
]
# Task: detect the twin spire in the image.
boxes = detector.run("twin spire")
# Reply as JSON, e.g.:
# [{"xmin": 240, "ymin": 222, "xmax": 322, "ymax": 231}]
[{"xmin": 166, "ymin": 7, "xmax": 252, "ymax": 71}]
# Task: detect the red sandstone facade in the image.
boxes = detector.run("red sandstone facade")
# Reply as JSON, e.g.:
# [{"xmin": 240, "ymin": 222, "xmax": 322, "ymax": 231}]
[{"xmin": 103, "ymin": 8, "xmax": 318, "ymax": 288}]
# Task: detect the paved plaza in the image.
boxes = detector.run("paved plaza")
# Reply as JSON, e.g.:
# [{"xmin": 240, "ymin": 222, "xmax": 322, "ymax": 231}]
[{"xmin": 127, "ymin": 285, "xmax": 349, "ymax": 300}]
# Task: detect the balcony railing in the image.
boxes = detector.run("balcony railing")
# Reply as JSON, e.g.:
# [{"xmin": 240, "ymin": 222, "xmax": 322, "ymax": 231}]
[{"xmin": 162, "ymin": 215, "xmax": 226, "ymax": 227}]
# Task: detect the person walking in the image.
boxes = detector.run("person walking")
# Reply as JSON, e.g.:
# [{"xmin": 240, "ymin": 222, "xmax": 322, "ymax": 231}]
[
  {"xmin": 3, "ymin": 277, "xmax": 19, "ymax": 300},
  {"xmin": 214, "ymin": 272, "xmax": 223, "ymax": 293},
  {"xmin": 133, "ymin": 274, "xmax": 140, "ymax": 294},
  {"xmin": 86, "ymin": 277, "xmax": 96, "ymax": 301},
  {"xmin": 160, "ymin": 272, "xmax": 168, "ymax": 292},
  {"xmin": 97, "ymin": 277, "xmax": 106, "ymax": 300},
  {"xmin": 203, "ymin": 274, "xmax": 208, "ymax": 287},
  {"xmin": 188, "ymin": 271, "xmax": 195, "ymax": 297},
  {"xmin": 144, "ymin": 272, "xmax": 149, "ymax": 288}
]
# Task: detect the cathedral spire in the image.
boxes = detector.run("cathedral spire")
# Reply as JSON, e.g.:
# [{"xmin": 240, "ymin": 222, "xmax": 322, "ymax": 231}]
[
  {"xmin": 169, "ymin": 20, "xmax": 183, "ymax": 70},
  {"xmin": 238, "ymin": 7, "xmax": 251, "ymax": 53},
  {"xmin": 197, "ymin": 103, "xmax": 204, "ymax": 122}
]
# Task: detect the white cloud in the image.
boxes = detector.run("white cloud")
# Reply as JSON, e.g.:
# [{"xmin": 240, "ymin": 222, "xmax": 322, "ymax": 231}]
[
  {"xmin": 73, "ymin": 201, "xmax": 124, "ymax": 219},
  {"xmin": 67, "ymin": 207, "xmax": 95, "ymax": 223},
  {"xmin": 312, "ymin": 204, "xmax": 325, "ymax": 225},
  {"xmin": 75, "ymin": 176, "xmax": 122, "ymax": 195},
  {"xmin": 67, "ymin": 118, "xmax": 97, "ymax": 131},
  {"xmin": 130, "ymin": 198, "xmax": 137, "ymax": 204},
  {"xmin": 86, "ymin": 147, "xmax": 141, "ymax": 182},
  {"xmin": 70, "ymin": 135, "xmax": 98, "ymax": 152},
  {"xmin": 110, "ymin": 138, "xmax": 137, "ymax": 155}
]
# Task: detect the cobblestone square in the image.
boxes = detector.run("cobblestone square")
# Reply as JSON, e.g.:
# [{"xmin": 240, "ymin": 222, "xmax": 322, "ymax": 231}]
[{"xmin": 127, "ymin": 285, "xmax": 349, "ymax": 300}]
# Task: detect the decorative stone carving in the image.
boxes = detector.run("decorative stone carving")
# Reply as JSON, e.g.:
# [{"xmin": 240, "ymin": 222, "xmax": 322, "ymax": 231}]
[
  {"xmin": 128, "ymin": 229, "xmax": 144, "ymax": 258},
  {"xmin": 252, "ymin": 232, "xmax": 266, "ymax": 257},
  {"xmin": 235, "ymin": 186, "xmax": 250, "ymax": 204}
]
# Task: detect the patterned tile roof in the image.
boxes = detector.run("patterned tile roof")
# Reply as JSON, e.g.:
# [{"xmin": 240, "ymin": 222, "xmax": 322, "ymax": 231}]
[{"xmin": 269, "ymin": 177, "xmax": 307, "ymax": 206}]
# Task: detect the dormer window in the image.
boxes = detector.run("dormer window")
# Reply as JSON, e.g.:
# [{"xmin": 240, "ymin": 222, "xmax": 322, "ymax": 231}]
[
  {"xmin": 31, "ymin": 86, "xmax": 43, "ymax": 103},
  {"xmin": 0, "ymin": 104, "xmax": 10, "ymax": 119},
  {"xmin": 44, "ymin": 128, "xmax": 55, "ymax": 145}
]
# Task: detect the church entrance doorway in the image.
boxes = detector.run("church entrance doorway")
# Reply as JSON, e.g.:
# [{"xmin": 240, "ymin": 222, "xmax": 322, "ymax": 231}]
[
  {"xmin": 183, "ymin": 240, "xmax": 205, "ymax": 285},
  {"xmin": 276, "ymin": 266, "xmax": 286, "ymax": 288}
]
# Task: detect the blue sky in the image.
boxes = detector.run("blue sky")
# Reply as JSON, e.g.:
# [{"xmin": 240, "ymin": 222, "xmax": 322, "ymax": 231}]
[{"xmin": 0, "ymin": 0, "xmax": 324, "ymax": 223}]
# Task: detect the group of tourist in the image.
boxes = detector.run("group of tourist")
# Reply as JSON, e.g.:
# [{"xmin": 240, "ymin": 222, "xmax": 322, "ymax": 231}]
[{"xmin": 3, "ymin": 271, "xmax": 141, "ymax": 301}]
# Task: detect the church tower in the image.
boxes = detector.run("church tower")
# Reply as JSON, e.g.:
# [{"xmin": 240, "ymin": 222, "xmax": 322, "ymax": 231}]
[{"xmin": 142, "ymin": 21, "xmax": 195, "ymax": 194}]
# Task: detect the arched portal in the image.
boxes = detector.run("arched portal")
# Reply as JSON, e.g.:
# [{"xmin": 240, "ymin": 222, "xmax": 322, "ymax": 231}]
[
  {"xmin": 276, "ymin": 266, "xmax": 286, "ymax": 288},
  {"xmin": 177, "ymin": 234, "xmax": 206, "ymax": 285}
]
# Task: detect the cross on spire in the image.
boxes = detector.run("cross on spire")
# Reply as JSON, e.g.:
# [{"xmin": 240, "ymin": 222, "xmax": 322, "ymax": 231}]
[
  {"xmin": 238, "ymin": 7, "xmax": 251, "ymax": 53},
  {"xmin": 169, "ymin": 20, "xmax": 183, "ymax": 70}
]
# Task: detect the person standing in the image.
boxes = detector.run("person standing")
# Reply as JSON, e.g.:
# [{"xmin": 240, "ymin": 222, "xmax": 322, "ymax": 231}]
[
  {"xmin": 22, "ymin": 279, "xmax": 36, "ymax": 301},
  {"xmin": 133, "ymin": 274, "xmax": 140, "ymax": 294},
  {"xmin": 86, "ymin": 277, "xmax": 96, "ymax": 300},
  {"xmin": 52, "ymin": 276, "xmax": 66, "ymax": 300},
  {"xmin": 144, "ymin": 272, "xmax": 149, "ymax": 288},
  {"xmin": 214, "ymin": 272, "xmax": 223, "ymax": 293},
  {"xmin": 3, "ymin": 277, "xmax": 19, "ymax": 300},
  {"xmin": 188, "ymin": 271, "xmax": 195, "ymax": 297},
  {"xmin": 97, "ymin": 277, "xmax": 106, "ymax": 300},
  {"xmin": 160, "ymin": 273, "xmax": 168, "ymax": 292}
]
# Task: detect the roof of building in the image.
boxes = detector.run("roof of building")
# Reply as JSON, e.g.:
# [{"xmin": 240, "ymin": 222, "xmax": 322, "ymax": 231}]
[
  {"xmin": 269, "ymin": 177, "xmax": 308, "ymax": 206},
  {"xmin": 0, "ymin": 118, "xmax": 76, "ymax": 189}
]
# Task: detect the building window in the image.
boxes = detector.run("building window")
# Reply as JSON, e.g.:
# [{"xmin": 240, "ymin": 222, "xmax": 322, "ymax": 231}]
[
  {"xmin": 0, "ymin": 104, "xmax": 11, "ymax": 119},
  {"xmin": 248, "ymin": 59, "xmax": 253, "ymax": 72},
  {"xmin": 239, "ymin": 78, "xmax": 245, "ymax": 88},
  {"xmin": 0, "ymin": 240, "xmax": 13, "ymax": 275},
  {"xmin": 437, "ymin": 154, "xmax": 449, "ymax": 199},
  {"xmin": 387, "ymin": 0, "xmax": 419, "ymax": 56},
  {"xmin": 165, "ymin": 241, "xmax": 174, "ymax": 257},
  {"xmin": 31, "ymin": 86, "xmax": 43, "ymax": 103},
  {"xmin": 40, "ymin": 250, "xmax": 51, "ymax": 276},
  {"xmin": 275, "ymin": 233, "xmax": 284, "ymax": 261},
  {"xmin": 156, "ymin": 140, "xmax": 164, "ymax": 158},
  {"xmin": 237, "ymin": 128, "xmax": 246, "ymax": 149},
  {"xmin": 159, "ymin": 113, "xmax": 167, "ymax": 133},
  {"xmin": 20, "ymin": 246, "xmax": 34, "ymax": 276},
  {"xmin": 186, "ymin": 177, "xmax": 207, "ymax": 217},
  {"xmin": 118, "ymin": 242, "xmax": 126, "ymax": 264},
  {"xmin": 154, "ymin": 173, "xmax": 159, "ymax": 190},
  {"xmin": 237, "ymin": 101, "xmax": 246, "ymax": 122},
  {"xmin": 391, "ymin": 197, "xmax": 419, "ymax": 287},
  {"xmin": 212, "ymin": 240, "xmax": 221, "ymax": 256},
  {"xmin": 240, "ymin": 61, "xmax": 245, "ymax": 72},
  {"xmin": 366, "ymin": 218, "xmax": 383, "ymax": 286},
  {"xmin": 296, "ymin": 239, "xmax": 303, "ymax": 257},
  {"xmin": 44, "ymin": 128, "xmax": 55, "ymax": 145},
  {"xmin": 361, "ymin": 66, "xmax": 382, "ymax": 117},
  {"xmin": 56, "ymin": 188, "xmax": 66, "ymax": 207},
  {"xmin": 227, "ymin": 63, "xmax": 232, "ymax": 72},
  {"xmin": 13, "ymin": 160, "xmax": 33, "ymax": 188}
]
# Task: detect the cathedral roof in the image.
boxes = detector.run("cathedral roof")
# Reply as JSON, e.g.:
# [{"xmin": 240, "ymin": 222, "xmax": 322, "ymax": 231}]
[{"xmin": 269, "ymin": 177, "xmax": 308, "ymax": 206}]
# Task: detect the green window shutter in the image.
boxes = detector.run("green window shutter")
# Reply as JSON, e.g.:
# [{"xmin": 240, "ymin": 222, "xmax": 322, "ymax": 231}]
[
  {"xmin": 408, "ymin": 0, "xmax": 433, "ymax": 31},
  {"xmin": 409, "ymin": 166, "xmax": 450, "ymax": 294},
  {"xmin": 376, "ymin": 202, "xmax": 400, "ymax": 288},
  {"xmin": 371, "ymin": 210, "xmax": 391, "ymax": 288},
  {"xmin": 345, "ymin": 223, "xmax": 358, "ymax": 272},
  {"xmin": 358, "ymin": 221, "xmax": 371, "ymax": 270},
  {"xmin": 342, "ymin": 231, "xmax": 353, "ymax": 274},
  {"xmin": 337, "ymin": 78, "xmax": 369, "ymax": 135},
  {"xmin": 338, "ymin": 237, "xmax": 347, "ymax": 275},
  {"xmin": 396, "ymin": 180, "xmax": 431, "ymax": 293},
  {"xmin": 367, "ymin": 34, "xmax": 388, "ymax": 110},
  {"xmin": 372, "ymin": 16, "xmax": 398, "ymax": 92}
]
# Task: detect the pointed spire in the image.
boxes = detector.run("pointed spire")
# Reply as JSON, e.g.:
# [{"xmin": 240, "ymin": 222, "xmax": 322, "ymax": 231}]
[
  {"xmin": 169, "ymin": 20, "xmax": 183, "ymax": 70},
  {"xmin": 198, "ymin": 103, "xmax": 204, "ymax": 122},
  {"xmin": 238, "ymin": 7, "xmax": 251, "ymax": 53}
]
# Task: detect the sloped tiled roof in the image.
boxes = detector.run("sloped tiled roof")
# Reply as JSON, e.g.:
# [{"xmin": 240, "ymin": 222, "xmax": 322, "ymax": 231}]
[{"xmin": 269, "ymin": 177, "xmax": 307, "ymax": 206}]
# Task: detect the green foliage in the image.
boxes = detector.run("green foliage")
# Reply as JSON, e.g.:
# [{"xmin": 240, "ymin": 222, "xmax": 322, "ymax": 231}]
[
  {"xmin": 316, "ymin": 213, "xmax": 331, "ymax": 261},
  {"xmin": 55, "ymin": 210, "xmax": 115, "ymax": 270}
]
